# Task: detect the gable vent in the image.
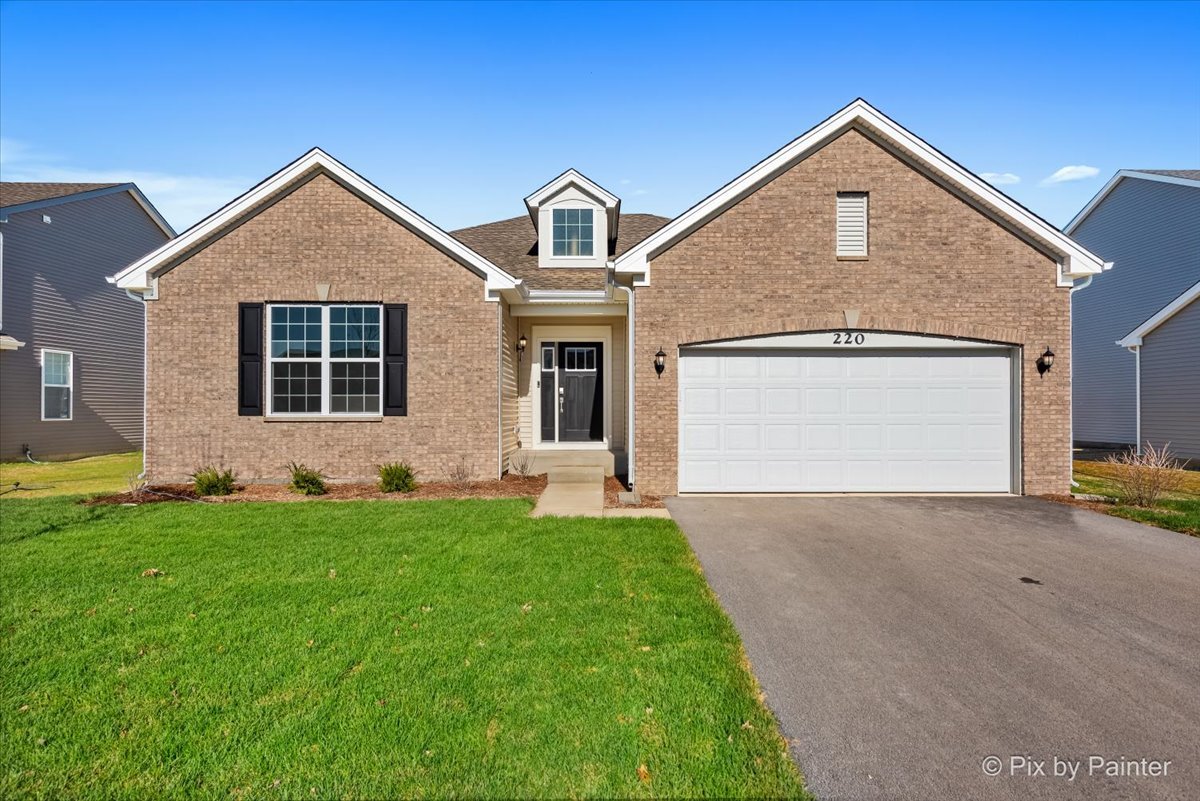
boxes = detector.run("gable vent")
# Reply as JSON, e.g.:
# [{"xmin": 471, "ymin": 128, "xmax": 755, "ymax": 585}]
[{"xmin": 836, "ymin": 192, "xmax": 869, "ymax": 257}]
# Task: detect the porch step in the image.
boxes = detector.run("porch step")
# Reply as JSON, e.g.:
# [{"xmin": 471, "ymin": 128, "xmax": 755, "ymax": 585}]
[
  {"xmin": 511, "ymin": 447, "xmax": 625, "ymax": 477},
  {"xmin": 548, "ymin": 465, "xmax": 605, "ymax": 484}
]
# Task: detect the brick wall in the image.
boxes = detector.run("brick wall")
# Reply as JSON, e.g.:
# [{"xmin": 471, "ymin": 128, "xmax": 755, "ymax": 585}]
[
  {"xmin": 634, "ymin": 128, "xmax": 1071, "ymax": 496},
  {"xmin": 146, "ymin": 172, "xmax": 499, "ymax": 482}
]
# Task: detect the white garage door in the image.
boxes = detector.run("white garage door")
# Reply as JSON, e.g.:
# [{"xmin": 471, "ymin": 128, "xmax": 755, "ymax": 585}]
[{"xmin": 678, "ymin": 345, "xmax": 1013, "ymax": 493}]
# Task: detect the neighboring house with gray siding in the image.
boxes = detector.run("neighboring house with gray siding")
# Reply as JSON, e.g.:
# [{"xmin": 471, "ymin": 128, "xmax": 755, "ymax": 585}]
[
  {"xmin": 1, "ymin": 183, "xmax": 174, "ymax": 460},
  {"xmin": 1066, "ymin": 170, "xmax": 1200, "ymax": 449},
  {"xmin": 1116, "ymin": 281, "xmax": 1200, "ymax": 463}
]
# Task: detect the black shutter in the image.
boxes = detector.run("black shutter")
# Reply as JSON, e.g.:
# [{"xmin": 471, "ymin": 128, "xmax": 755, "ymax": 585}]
[
  {"xmin": 238, "ymin": 303, "xmax": 264, "ymax": 416},
  {"xmin": 384, "ymin": 304, "xmax": 408, "ymax": 416}
]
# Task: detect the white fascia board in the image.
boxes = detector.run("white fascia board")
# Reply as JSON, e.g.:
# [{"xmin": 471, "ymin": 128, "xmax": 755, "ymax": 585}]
[
  {"xmin": 523, "ymin": 168, "xmax": 621, "ymax": 236},
  {"xmin": 615, "ymin": 99, "xmax": 1107, "ymax": 286},
  {"xmin": 1065, "ymin": 170, "xmax": 1200, "ymax": 235},
  {"xmin": 110, "ymin": 148, "xmax": 520, "ymax": 300},
  {"xmin": 1116, "ymin": 279, "xmax": 1200, "ymax": 347}
]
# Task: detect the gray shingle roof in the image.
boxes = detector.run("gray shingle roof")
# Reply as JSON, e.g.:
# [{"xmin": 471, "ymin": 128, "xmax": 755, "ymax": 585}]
[
  {"xmin": 0, "ymin": 182, "xmax": 123, "ymax": 209},
  {"xmin": 453, "ymin": 212, "xmax": 669, "ymax": 290},
  {"xmin": 1135, "ymin": 170, "xmax": 1200, "ymax": 181}
]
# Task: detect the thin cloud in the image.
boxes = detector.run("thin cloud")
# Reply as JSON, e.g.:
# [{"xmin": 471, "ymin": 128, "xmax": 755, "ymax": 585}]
[
  {"xmin": 1040, "ymin": 165, "xmax": 1100, "ymax": 186},
  {"xmin": 0, "ymin": 138, "xmax": 247, "ymax": 230},
  {"xmin": 980, "ymin": 172, "xmax": 1020, "ymax": 186}
]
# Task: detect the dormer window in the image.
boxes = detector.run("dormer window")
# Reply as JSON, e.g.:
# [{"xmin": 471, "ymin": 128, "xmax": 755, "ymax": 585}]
[
  {"xmin": 525, "ymin": 169, "xmax": 620, "ymax": 269},
  {"xmin": 552, "ymin": 208, "xmax": 594, "ymax": 257}
]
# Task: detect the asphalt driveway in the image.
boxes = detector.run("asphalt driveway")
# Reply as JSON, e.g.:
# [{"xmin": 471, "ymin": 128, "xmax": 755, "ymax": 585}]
[{"xmin": 668, "ymin": 496, "xmax": 1200, "ymax": 801}]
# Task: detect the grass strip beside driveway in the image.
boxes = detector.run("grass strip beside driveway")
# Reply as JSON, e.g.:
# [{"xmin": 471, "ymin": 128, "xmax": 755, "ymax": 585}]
[
  {"xmin": 1073, "ymin": 460, "xmax": 1200, "ymax": 536},
  {"xmin": 0, "ymin": 497, "xmax": 806, "ymax": 799}
]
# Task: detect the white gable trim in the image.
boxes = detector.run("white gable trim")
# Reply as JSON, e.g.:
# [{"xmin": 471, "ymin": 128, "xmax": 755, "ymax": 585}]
[
  {"xmin": 524, "ymin": 168, "xmax": 620, "ymax": 237},
  {"xmin": 1117, "ymin": 279, "xmax": 1200, "ymax": 347},
  {"xmin": 110, "ymin": 148, "xmax": 521, "ymax": 300},
  {"xmin": 1065, "ymin": 170, "xmax": 1200, "ymax": 235},
  {"xmin": 614, "ymin": 99, "xmax": 1109, "ymax": 288}
]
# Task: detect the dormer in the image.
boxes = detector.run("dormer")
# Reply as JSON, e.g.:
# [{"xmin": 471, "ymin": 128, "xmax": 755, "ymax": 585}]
[{"xmin": 524, "ymin": 169, "xmax": 620, "ymax": 269}]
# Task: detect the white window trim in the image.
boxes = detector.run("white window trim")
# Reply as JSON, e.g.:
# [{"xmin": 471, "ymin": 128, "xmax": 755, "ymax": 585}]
[
  {"xmin": 551, "ymin": 208, "xmax": 596, "ymax": 259},
  {"xmin": 40, "ymin": 348, "xmax": 73, "ymax": 422},
  {"xmin": 265, "ymin": 303, "xmax": 384, "ymax": 419}
]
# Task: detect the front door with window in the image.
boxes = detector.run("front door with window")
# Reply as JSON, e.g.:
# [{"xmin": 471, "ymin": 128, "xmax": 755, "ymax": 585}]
[{"xmin": 539, "ymin": 341, "xmax": 604, "ymax": 443}]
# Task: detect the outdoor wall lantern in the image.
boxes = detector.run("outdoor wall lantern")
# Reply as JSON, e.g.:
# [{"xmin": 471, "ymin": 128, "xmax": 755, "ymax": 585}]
[
  {"xmin": 654, "ymin": 348, "xmax": 666, "ymax": 377},
  {"xmin": 1037, "ymin": 347, "xmax": 1055, "ymax": 375},
  {"xmin": 516, "ymin": 334, "xmax": 527, "ymax": 354}
]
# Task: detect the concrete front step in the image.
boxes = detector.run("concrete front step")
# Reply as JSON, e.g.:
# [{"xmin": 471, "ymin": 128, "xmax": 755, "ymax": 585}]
[
  {"xmin": 548, "ymin": 465, "xmax": 605, "ymax": 484},
  {"xmin": 511, "ymin": 448, "xmax": 625, "ymax": 477}
]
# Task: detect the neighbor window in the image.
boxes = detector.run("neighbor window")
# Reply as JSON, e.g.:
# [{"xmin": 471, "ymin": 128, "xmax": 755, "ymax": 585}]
[
  {"xmin": 552, "ymin": 208, "xmax": 594, "ymax": 257},
  {"xmin": 41, "ymin": 349, "xmax": 73, "ymax": 421},
  {"xmin": 268, "ymin": 304, "xmax": 381, "ymax": 415},
  {"xmin": 836, "ymin": 192, "xmax": 868, "ymax": 257}
]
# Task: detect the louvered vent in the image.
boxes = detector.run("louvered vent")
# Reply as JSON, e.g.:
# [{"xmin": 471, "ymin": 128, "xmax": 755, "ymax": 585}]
[{"xmin": 836, "ymin": 192, "xmax": 868, "ymax": 257}]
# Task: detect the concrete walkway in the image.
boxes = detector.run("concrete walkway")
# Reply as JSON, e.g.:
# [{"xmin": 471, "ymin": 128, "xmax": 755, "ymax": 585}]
[{"xmin": 530, "ymin": 466, "xmax": 672, "ymax": 518}]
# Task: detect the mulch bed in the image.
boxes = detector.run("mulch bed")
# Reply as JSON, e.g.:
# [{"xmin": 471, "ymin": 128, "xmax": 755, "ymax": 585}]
[
  {"xmin": 86, "ymin": 474, "xmax": 548, "ymax": 506},
  {"xmin": 603, "ymin": 475, "xmax": 666, "ymax": 509}
]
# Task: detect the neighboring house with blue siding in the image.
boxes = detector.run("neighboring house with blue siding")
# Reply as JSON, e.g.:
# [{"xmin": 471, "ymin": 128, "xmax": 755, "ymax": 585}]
[
  {"xmin": 0, "ymin": 183, "xmax": 174, "ymax": 460},
  {"xmin": 1116, "ymin": 281, "xmax": 1200, "ymax": 463},
  {"xmin": 1066, "ymin": 170, "xmax": 1200, "ymax": 453}
]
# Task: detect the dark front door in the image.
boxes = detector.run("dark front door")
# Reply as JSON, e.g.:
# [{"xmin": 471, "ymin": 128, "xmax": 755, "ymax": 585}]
[{"xmin": 557, "ymin": 342, "xmax": 603, "ymax": 442}]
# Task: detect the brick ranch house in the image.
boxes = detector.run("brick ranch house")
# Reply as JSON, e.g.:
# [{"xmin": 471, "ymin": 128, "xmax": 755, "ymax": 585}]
[{"xmin": 111, "ymin": 100, "xmax": 1108, "ymax": 496}]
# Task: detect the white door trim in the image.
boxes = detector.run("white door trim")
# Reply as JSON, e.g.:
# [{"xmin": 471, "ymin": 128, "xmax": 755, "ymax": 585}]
[{"xmin": 531, "ymin": 324, "xmax": 612, "ymax": 450}]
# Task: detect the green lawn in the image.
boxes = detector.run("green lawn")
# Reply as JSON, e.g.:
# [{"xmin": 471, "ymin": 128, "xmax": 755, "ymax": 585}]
[
  {"xmin": 0, "ymin": 496, "xmax": 807, "ymax": 799},
  {"xmin": 0, "ymin": 452, "xmax": 142, "ymax": 499},
  {"xmin": 1073, "ymin": 460, "xmax": 1200, "ymax": 536}
]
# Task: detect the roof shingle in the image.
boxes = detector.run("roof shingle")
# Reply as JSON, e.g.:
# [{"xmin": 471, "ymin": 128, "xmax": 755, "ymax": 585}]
[
  {"xmin": 0, "ymin": 182, "xmax": 124, "ymax": 209},
  {"xmin": 452, "ymin": 212, "xmax": 669, "ymax": 290},
  {"xmin": 1135, "ymin": 170, "xmax": 1200, "ymax": 181}
]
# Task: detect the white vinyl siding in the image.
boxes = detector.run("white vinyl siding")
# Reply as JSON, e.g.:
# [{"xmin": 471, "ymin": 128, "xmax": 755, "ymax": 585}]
[{"xmin": 836, "ymin": 192, "xmax": 869, "ymax": 257}]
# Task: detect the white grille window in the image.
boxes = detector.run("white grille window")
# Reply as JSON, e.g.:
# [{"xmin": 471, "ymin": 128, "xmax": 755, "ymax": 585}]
[
  {"xmin": 268, "ymin": 304, "xmax": 382, "ymax": 415},
  {"xmin": 836, "ymin": 192, "xmax": 868, "ymax": 257},
  {"xmin": 41, "ymin": 349, "xmax": 73, "ymax": 421}
]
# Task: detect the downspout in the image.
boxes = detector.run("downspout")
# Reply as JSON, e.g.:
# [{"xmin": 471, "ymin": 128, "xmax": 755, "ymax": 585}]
[
  {"xmin": 1068, "ymin": 274, "xmax": 1094, "ymax": 488},
  {"xmin": 497, "ymin": 302, "xmax": 503, "ymax": 479},
  {"xmin": 126, "ymin": 287, "xmax": 149, "ymax": 480},
  {"xmin": 1131, "ymin": 344, "xmax": 1141, "ymax": 455},
  {"xmin": 614, "ymin": 282, "xmax": 635, "ymax": 488}
]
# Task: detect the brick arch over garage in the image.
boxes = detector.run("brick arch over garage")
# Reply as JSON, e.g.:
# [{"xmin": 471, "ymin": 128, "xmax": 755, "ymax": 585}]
[{"xmin": 676, "ymin": 314, "xmax": 1025, "ymax": 349}]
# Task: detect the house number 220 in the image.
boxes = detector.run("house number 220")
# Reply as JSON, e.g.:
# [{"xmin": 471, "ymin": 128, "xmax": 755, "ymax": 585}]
[{"xmin": 832, "ymin": 332, "xmax": 866, "ymax": 345}]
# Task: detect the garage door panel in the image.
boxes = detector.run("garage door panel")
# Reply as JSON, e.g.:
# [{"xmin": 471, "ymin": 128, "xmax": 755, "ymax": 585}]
[{"xmin": 679, "ymin": 348, "xmax": 1012, "ymax": 492}]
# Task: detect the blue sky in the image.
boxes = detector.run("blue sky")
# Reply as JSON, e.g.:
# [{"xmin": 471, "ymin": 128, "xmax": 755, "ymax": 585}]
[{"xmin": 2, "ymin": 1, "xmax": 1198, "ymax": 231}]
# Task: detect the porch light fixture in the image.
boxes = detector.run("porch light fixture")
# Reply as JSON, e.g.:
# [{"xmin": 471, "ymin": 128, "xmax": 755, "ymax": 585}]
[
  {"xmin": 516, "ymin": 334, "xmax": 527, "ymax": 354},
  {"xmin": 654, "ymin": 348, "xmax": 666, "ymax": 377},
  {"xmin": 1037, "ymin": 347, "xmax": 1055, "ymax": 375}
]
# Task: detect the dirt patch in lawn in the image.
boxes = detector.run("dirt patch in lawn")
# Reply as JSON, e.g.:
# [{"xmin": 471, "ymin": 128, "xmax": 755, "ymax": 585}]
[
  {"xmin": 87, "ymin": 474, "xmax": 548, "ymax": 506},
  {"xmin": 604, "ymin": 475, "xmax": 666, "ymax": 509},
  {"xmin": 1041, "ymin": 494, "xmax": 1116, "ymax": 515}
]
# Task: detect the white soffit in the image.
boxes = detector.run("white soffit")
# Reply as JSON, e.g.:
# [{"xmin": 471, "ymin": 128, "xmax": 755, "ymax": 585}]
[
  {"xmin": 1117, "ymin": 279, "xmax": 1200, "ymax": 347},
  {"xmin": 615, "ymin": 99, "xmax": 1109, "ymax": 287},
  {"xmin": 109, "ymin": 148, "xmax": 521, "ymax": 299}
]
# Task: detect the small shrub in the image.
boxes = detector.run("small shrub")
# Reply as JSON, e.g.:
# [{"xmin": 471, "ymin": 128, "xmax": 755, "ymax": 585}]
[
  {"xmin": 378, "ymin": 461, "xmax": 419, "ymax": 493},
  {"xmin": 1103, "ymin": 442, "xmax": 1185, "ymax": 507},
  {"xmin": 126, "ymin": 473, "xmax": 147, "ymax": 499},
  {"xmin": 190, "ymin": 465, "xmax": 237, "ymax": 496},
  {"xmin": 509, "ymin": 450, "xmax": 535, "ymax": 477},
  {"xmin": 286, "ymin": 461, "xmax": 327, "ymax": 496},
  {"xmin": 443, "ymin": 457, "xmax": 476, "ymax": 489}
]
